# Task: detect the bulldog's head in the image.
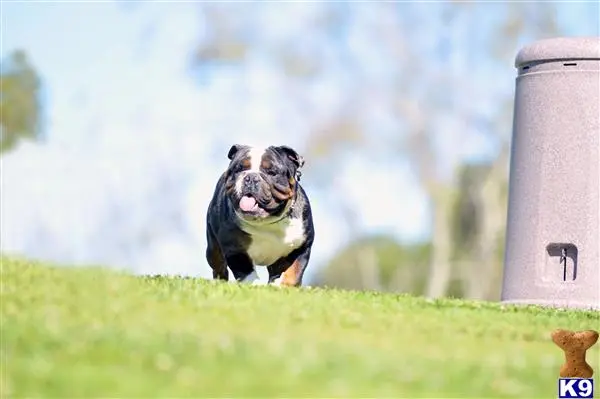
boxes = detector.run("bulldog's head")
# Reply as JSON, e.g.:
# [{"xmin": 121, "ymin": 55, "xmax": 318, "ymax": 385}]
[{"xmin": 224, "ymin": 144, "xmax": 305, "ymax": 224}]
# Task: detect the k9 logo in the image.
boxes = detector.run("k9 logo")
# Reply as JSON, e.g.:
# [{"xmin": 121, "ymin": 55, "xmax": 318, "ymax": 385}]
[{"xmin": 558, "ymin": 378, "xmax": 594, "ymax": 398}]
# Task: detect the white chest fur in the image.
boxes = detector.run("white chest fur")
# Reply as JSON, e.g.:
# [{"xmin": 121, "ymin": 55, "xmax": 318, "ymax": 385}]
[{"xmin": 241, "ymin": 217, "xmax": 306, "ymax": 266}]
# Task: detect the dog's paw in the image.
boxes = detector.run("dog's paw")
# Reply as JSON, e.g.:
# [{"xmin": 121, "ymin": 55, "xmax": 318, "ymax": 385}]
[
  {"xmin": 270, "ymin": 277, "xmax": 284, "ymax": 288},
  {"xmin": 241, "ymin": 270, "xmax": 265, "ymax": 285}
]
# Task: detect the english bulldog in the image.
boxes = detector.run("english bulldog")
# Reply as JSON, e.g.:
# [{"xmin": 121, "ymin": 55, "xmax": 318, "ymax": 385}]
[{"xmin": 205, "ymin": 144, "xmax": 315, "ymax": 286}]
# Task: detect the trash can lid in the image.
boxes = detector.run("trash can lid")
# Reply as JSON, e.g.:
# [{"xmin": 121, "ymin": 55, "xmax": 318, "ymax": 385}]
[{"xmin": 515, "ymin": 36, "xmax": 600, "ymax": 68}]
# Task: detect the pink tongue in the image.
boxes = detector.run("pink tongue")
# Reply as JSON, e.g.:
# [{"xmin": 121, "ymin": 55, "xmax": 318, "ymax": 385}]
[{"xmin": 239, "ymin": 196, "xmax": 258, "ymax": 212}]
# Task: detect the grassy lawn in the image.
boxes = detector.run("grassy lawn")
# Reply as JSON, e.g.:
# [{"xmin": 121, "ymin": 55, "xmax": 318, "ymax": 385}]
[{"xmin": 1, "ymin": 256, "xmax": 599, "ymax": 398}]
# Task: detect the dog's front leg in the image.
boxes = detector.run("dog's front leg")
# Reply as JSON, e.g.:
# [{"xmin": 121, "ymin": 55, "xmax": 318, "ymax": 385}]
[
  {"xmin": 206, "ymin": 230, "xmax": 229, "ymax": 281},
  {"xmin": 226, "ymin": 253, "xmax": 263, "ymax": 284},
  {"xmin": 267, "ymin": 246, "xmax": 312, "ymax": 287}
]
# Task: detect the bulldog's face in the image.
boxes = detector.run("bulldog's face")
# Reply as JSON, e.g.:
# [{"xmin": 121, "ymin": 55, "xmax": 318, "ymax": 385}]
[{"xmin": 224, "ymin": 144, "xmax": 305, "ymax": 224}]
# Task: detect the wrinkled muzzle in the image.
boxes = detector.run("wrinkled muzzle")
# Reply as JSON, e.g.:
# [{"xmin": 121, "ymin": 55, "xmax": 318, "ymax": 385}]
[
  {"xmin": 271, "ymin": 179, "xmax": 294, "ymax": 202},
  {"xmin": 232, "ymin": 171, "xmax": 295, "ymax": 216}
]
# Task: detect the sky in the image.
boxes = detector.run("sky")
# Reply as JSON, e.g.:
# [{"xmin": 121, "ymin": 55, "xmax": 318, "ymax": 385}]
[{"xmin": 1, "ymin": 1, "xmax": 598, "ymax": 282}]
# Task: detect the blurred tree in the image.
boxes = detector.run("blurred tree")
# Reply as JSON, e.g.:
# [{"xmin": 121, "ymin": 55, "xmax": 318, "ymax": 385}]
[
  {"xmin": 461, "ymin": 3, "xmax": 559, "ymax": 300},
  {"xmin": 450, "ymin": 155, "xmax": 508, "ymax": 300},
  {"xmin": 313, "ymin": 234, "xmax": 436, "ymax": 294},
  {"xmin": 0, "ymin": 50, "xmax": 42, "ymax": 153}
]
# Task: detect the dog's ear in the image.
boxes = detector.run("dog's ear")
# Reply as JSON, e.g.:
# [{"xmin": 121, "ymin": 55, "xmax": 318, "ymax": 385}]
[
  {"xmin": 227, "ymin": 144, "xmax": 246, "ymax": 160},
  {"xmin": 275, "ymin": 145, "xmax": 305, "ymax": 169}
]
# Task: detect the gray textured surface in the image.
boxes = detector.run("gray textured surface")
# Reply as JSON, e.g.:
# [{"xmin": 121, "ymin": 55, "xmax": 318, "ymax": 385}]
[
  {"xmin": 501, "ymin": 37, "xmax": 600, "ymax": 310},
  {"xmin": 515, "ymin": 36, "xmax": 600, "ymax": 67}
]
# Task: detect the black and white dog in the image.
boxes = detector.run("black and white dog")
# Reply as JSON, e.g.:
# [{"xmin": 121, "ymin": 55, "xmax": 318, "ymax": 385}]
[{"xmin": 205, "ymin": 144, "xmax": 315, "ymax": 286}]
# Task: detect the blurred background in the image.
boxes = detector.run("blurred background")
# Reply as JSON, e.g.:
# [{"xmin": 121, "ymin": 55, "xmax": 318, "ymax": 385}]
[{"xmin": 1, "ymin": 1, "xmax": 598, "ymax": 301}]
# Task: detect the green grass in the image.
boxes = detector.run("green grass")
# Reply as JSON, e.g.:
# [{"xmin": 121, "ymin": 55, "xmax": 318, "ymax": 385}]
[{"xmin": 1, "ymin": 256, "xmax": 599, "ymax": 398}]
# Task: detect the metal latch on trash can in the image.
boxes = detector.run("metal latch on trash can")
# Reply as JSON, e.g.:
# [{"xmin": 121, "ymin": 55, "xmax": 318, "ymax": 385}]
[
  {"xmin": 560, "ymin": 247, "xmax": 572, "ymax": 281},
  {"xmin": 546, "ymin": 243, "xmax": 578, "ymax": 282}
]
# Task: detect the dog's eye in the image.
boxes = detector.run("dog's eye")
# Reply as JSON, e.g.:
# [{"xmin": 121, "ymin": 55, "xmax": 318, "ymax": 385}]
[
  {"xmin": 233, "ymin": 164, "xmax": 246, "ymax": 174},
  {"xmin": 265, "ymin": 168, "xmax": 278, "ymax": 176}
]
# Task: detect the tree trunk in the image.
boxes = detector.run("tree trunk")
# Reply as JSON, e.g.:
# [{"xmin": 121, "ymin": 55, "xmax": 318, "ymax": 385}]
[
  {"xmin": 425, "ymin": 186, "xmax": 456, "ymax": 298},
  {"xmin": 466, "ymin": 150, "xmax": 508, "ymax": 300},
  {"xmin": 358, "ymin": 246, "xmax": 382, "ymax": 291}
]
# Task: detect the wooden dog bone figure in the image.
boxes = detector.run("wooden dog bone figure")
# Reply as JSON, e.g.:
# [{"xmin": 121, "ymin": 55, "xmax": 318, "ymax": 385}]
[{"xmin": 551, "ymin": 329, "xmax": 599, "ymax": 378}]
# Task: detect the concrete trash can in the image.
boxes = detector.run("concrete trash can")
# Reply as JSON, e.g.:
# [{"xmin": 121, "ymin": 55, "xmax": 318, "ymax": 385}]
[{"xmin": 501, "ymin": 37, "xmax": 600, "ymax": 310}]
